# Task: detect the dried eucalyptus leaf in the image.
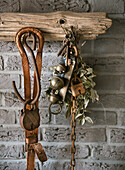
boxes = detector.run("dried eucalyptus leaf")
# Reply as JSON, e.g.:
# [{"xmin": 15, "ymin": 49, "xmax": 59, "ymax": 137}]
[
  {"xmin": 86, "ymin": 68, "xmax": 93, "ymax": 74},
  {"xmin": 81, "ymin": 118, "xmax": 85, "ymax": 125},
  {"xmin": 84, "ymin": 80, "xmax": 91, "ymax": 86},
  {"xmin": 80, "ymin": 72, "xmax": 84, "ymax": 77},
  {"xmin": 81, "ymin": 41, "xmax": 86, "ymax": 46},
  {"xmin": 84, "ymin": 98, "xmax": 89, "ymax": 108},
  {"xmin": 75, "ymin": 113, "xmax": 83, "ymax": 119},
  {"xmin": 90, "ymin": 88, "xmax": 96, "ymax": 102},
  {"xmin": 65, "ymin": 106, "xmax": 71, "ymax": 118},
  {"xmin": 90, "ymin": 81, "xmax": 96, "ymax": 88},
  {"xmin": 82, "ymin": 63, "xmax": 86, "ymax": 68},
  {"xmin": 85, "ymin": 117, "xmax": 93, "ymax": 124},
  {"xmin": 95, "ymin": 90, "xmax": 99, "ymax": 101}
]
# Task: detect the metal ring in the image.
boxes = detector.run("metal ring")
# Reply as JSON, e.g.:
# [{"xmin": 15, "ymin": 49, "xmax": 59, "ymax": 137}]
[
  {"xmin": 23, "ymin": 99, "xmax": 34, "ymax": 111},
  {"xmin": 49, "ymin": 103, "xmax": 62, "ymax": 115}
]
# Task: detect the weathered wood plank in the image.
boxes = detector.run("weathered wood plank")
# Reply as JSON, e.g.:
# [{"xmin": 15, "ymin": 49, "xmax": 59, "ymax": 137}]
[{"xmin": 0, "ymin": 11, "xmax": 112, "ymax": 41}]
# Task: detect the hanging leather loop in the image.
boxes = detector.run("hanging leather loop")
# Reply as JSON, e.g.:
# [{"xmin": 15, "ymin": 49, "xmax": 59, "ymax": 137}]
[
  {"xmin": 13, "ymin": 27, "xmax": 45, "ymax": 170},
  {"xmin": 12, "ymin": 27, "xmax": 44, "ymax": 105}
]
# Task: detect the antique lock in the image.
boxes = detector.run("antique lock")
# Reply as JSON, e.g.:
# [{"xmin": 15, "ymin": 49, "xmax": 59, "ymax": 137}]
[
  {"xmin": 50, "ymin": 76, "xmax": 64, "ymax": 90},
  {"xmin": 20, "ymin": 101, "xmax": 40, "ymax": 131},
  {"xmin": 71, "ymin": 77, "xmax": 85, "ymax": 97}
]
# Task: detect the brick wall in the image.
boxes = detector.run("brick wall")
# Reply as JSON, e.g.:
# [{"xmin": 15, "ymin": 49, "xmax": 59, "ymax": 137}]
[{"xmin": 0, "ymin": 0, "xmax": 125, "ymax": 170}]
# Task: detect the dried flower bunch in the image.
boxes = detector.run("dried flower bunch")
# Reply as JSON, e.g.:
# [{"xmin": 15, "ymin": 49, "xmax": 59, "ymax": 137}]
[
  {"xmin": 64, "ymin": 54, "xmax": 99, "ymax": 125},
  {"xmin": 46, "ymin": 51, "xmax": 99, "ymax": 125}
]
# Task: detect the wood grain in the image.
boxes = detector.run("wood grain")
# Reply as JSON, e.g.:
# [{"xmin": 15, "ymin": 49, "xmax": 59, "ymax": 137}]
[{"xmin": 0, "ymin": 11, "xmax": 112, "ymax": 41}]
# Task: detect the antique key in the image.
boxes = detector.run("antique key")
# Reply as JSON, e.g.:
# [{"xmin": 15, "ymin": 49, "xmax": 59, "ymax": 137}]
[
  {"xmin": 71, "ymin": 77, "xmax": 85, "ymax": 98},
  {"xmin": 20, "ymin": 100, "xmax": 40, "ymax": 131}
]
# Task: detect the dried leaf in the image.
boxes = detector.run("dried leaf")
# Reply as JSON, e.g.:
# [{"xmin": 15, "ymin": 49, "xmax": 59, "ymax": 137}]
[
  {"xmin": 90, "ymin": 89, "xmax": 99, "ymax": 102},
  {"xmin": 65, "ymin": 106, "xmax": 71, "ymax": 118},
  {"xmin": 75, "ymin": 113, "xmax": 83, "ymax": 119},
  {"xmin": 85, "ymin": 117, "xmax": 93, "ymax": 124},
  {"xmin": 81, "ymin": 118, "xmax": 85, "ymax": 125},
  {"xmin": 84, "ymin": 98, "xmax": 89, "ymax": 108},
  {"xmin": 86, "ymin": 68, "xmax": 93, "ymax": 74}
]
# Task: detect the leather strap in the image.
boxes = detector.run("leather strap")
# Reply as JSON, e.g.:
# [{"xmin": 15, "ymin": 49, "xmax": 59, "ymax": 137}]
[
  {"xmin": 31, "ymin": 143, "xmax": 47, "ymax": 162},
  {"xmin": 15, "ymin": 27, "xmax": 45, "ymax": 170}
]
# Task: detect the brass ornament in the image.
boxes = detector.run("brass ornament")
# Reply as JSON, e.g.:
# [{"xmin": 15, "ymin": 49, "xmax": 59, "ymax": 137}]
[
  {"xmin": 49, "ymin": 94, "xmax": 60, "ymax": 104},
  {"xmin": 56, "ymin": 64, "xmax": 66, "ymax": 73},
  {"xmin": 50, "ymin": 76, "xmax": 64, "ymax": 90}
]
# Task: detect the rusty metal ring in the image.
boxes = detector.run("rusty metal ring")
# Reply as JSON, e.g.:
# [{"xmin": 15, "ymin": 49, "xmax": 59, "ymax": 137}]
[
  {"xmin": 49, "ymin": 103, "xmax": 62, "ymax": 115},
  {"xmin": 23, "ymin": 99, "xmax": 34, "ymax": 111}
]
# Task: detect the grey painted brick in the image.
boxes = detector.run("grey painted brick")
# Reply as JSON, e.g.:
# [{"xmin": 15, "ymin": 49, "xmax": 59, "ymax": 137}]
[
  {"xmin": 0, "ymin": 127, "xmax": 25, "ymax": 142},
  {"xmin": 0, "ymin": 74, "xmax": 20, "ymax": 89},
  {"xmin": 0, "ymin": 144, "xmax": 25, "ymax": 159},
  {"xmin": 94, "ymin": 38, "xmax": 124, "ymax": 55},
  {"xmin": 119, "ymin": 76, "xmax": 125, "ymax": 91},
  {"xmin": 89, "ymin": 94, "xmax": 125, "ymax": 108},
  {"xmin": 44, "ymin": 144, "xmax": 89, "ymax": 159},
  {"xmin": 83, "ymin": 57, "xmax": 125, "ymax": 73},
  {"xmin": 4, "ymin": 92, "xmax": 23, "ymax": 107},
  {"xmin": 0, "ymin": 42, "xmax": 18, "ymax": 53},
  {"xmin": 42, "ymin": 54, "xmax": 61, "ymax": 72},
  {"xmin": 39, "ymin": 95, "xmax": 49, "ymax": 108},
  {"xmin": 55, "ymin": 108, "xmax": 71, "ymax": 125},
  {"xmin": 43, "ymin": 42, "xmax": 62, "ymax": 53},
  {"xmin": 42, "ymin": 127, "xmax": 106, "ymax": 142},
  {"xmin": 106, "ymin": 19, "xmax": 125, "ymax": 35},
  {"xmin": 80, "ymin": 40, "xmax": 92, "ymax": 54},
  {"xmin": 4, "ymin": 55, "xmax": 22, "ymax": 71},
  {"xmin": 0, "ymin": 56, "xmax": 4, "ymax": 70},
  {"xmin": 0, "ymin": 92, "xmax": 3, "ymax": 107},
  {"xmin": 0, "ymin": 161, "xmax": 40, "ymax": 170},
  {"xmin": 110, "ymin": 128, "xmax": 125, "ymax": 143},
  {"xmin": 88, "ymin": 0, "xmax": 124, "ymax": 13},
  {"xmin": 87, "ymin": 111, "xmax": 117, "ymax": 125},
  {"xmin": 42, "ymin": 161, "xmax": 125, "ymax": 170},
  {"xmin": 76, "ymin": 128, "xmax": 106, "ymax": 142},
  {"xmin": 0, "ymin": 0, "xmax": 20, "ymax": 12},
  {"xmin": 95, "ymin": 75, "xmax": 120, "ymax": 91},
  {"xmin": 56, "ymin": 110, "xmax": 117, "ymax": 126},
  {"xmin": 76, "ymin": 162, "xmax": 125, "ymax": 170},
  {"xmin": 41, "ymin": 161, "xmax": 70, "ymax": 170},
  {"xmin": 39, "ymin": 109, "xmax": 54, "ymax": 124},
  {"xmin": 118, "ymin": 111, "xmax": 125, "ymax": 126},
  {"xmin": 41, "ymin": 127, "xmax": 71, "ymax": 142},
  {"xmin": 0, "ymin": 109, "xmax": 16, "ymax": 124},
  {"xmin": 93, "ymin": 145, "xmax": 125, "ymax": 161},
  {"xmin": 20, "ymin": 0, "xmax": 90, "ymax": 13}
]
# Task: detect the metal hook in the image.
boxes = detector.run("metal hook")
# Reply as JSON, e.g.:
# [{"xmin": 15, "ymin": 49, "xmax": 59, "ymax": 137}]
[
  {"xmin": 12, "ymin": 28, "xmax": 44, "ymax": 105},
  {"xmin": 23, "ymin": 33, "xmax": 41, "ymax": 104}
]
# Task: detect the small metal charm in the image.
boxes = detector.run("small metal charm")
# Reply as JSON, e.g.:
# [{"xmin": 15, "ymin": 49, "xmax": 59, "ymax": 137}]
[{"xmin": 71, "ymin": 77, "xmax": 85, "ymax": 98}]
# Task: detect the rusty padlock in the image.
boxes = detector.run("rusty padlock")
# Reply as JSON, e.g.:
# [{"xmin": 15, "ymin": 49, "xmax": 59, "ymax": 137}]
[
  {"xmin": 71, "ymin": 77, "xmax": 85, "ymax": 98},
  {"xmin": 20, "ymin": 100, "xmax": 40, "ymax": 131}
]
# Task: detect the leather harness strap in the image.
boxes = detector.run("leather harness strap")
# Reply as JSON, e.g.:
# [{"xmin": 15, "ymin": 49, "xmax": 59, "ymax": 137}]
[
  {"xmin": 14, "ymin": 27, "xmax": 46, "ymax": 170},
  {"xmin": 30, "ymin": 143, "xmax": 47, "ymax": 162}
]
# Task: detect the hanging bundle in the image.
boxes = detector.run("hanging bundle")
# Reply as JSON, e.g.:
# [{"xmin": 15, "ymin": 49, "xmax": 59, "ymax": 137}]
[{"xmin": 46, "ymin": 26, "xmax": 99, "ymax": 169}]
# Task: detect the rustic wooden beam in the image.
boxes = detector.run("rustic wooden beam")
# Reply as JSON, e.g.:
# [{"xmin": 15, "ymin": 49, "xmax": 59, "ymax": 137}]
[{"xmin": 0, "ymin": 11, "xmax": 112, "ymax": 41}]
